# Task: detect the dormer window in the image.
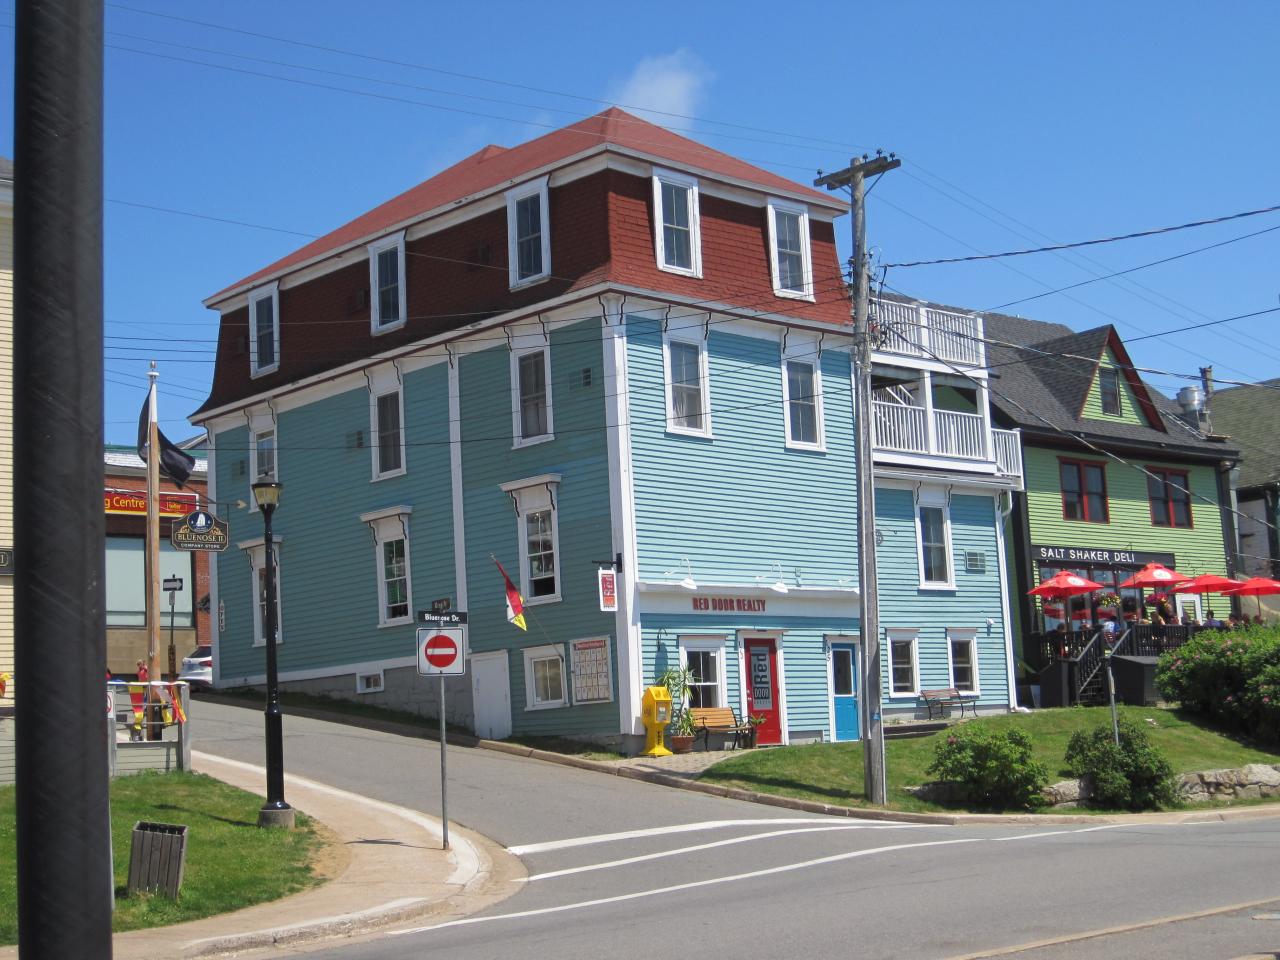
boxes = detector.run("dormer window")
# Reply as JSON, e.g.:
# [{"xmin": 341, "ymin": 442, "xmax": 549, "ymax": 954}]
[
  {"xmin": 507, "ymin": 176, "xmax": 550, "ymax": 287},
  {"xmin": 368, "ymin": 232, "xmax": 406, "ymax": 334},
  {"xmin": 652, "ymin": 168, "xmax": 702, "ymax": 277},
  {"xmin": 248, "ymin": 282, "xmax": 280, "ymax": 377},
  {"xmin": 1099, "ymin": 367, "xmax": 1122, "ymax": 416},
  {"xmin": 766, "ymin": 199, "xmax": 813, "ymax": 299}
]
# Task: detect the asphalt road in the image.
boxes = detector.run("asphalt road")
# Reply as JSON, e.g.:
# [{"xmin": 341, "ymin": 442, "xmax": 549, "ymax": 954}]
[{"xmin": 192, "ymin": 699, "xmax": 1280, "ymax": 960}]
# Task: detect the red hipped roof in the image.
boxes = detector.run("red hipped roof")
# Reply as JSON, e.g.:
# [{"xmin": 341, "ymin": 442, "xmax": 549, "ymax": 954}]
[{"xmin": 207, "ymin": 108, "xmax": 844, "ymax": 305}]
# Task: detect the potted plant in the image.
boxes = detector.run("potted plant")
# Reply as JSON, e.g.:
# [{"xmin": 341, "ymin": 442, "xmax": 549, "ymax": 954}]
[
  {"xmin": 656, "ymin": 665, "xmax": 698, "ymax": 754},
  {"xmin": 746, "ymin": 713, "xmax": 767, "ymax": 749}
]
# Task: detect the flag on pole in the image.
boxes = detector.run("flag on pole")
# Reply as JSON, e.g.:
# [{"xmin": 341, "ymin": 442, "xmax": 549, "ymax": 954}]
[
  {"xmin": 137, "ymin": 379, "xmax": 196, "ymax": 488},
  {"xmin": 494, "ymin": 558, "xmax": 527, "ymax": 631}
]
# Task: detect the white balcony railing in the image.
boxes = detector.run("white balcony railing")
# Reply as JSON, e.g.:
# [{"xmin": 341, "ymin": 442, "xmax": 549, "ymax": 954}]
[
  {"xmin": 872, "ymin": 298, "xmax": 985, "ymax": 367},
  {"xmin": 872, "ymin": 402, "xmax": 1023, "ymax": 480},
  {"xmin": 993, "ymin": 429, "xmax": 1023, "ymax": 478},
  {"xmin": 935, "ymin": 409, "xmax": 986, "ymax": 459}
]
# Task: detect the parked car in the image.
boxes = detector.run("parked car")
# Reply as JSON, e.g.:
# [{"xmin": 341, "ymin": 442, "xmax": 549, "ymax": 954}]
[{"xmin": 178, "ymin": 645, "xmax": 212, "ymax": 691}]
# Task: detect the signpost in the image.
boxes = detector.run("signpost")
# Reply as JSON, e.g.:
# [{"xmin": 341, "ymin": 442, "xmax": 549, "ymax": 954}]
[
  {"xmin": 416, "ymin": 611, "xmax": 468, "ymax": 850},
  {"xmin": 163, "ymin": 576, "xmax": 183, "ymax": 679}
]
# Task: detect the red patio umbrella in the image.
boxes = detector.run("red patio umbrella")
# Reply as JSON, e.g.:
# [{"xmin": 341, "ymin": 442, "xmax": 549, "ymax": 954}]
[
  {"xmin": 1170, "ymin": 574, "xmax": 1244, "ymax": 594},
  {"xmin": 1118, "ymin": 562, "xmax": 1190, "ymax": 589},
  {"xmin": 1028, "ymin": 570, "xmax": 1102, "ymax": 598},
  {"xmin": 1222, "ymin": 576, "xmax": 1280, "ymax": 620}
]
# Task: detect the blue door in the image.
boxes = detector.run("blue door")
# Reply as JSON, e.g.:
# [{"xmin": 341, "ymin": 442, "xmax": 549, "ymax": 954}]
[{"xmin": 831, "ymin": 643, "xmax": 859, "ymax": 741}]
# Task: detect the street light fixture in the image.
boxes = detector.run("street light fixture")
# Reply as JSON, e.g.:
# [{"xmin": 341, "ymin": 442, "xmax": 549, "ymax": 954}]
[{"xmin": 251, "ymin": 480, "xmax": 293, "ymax": 829}]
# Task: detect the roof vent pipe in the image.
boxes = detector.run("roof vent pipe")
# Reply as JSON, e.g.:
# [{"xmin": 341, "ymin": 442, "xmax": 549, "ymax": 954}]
[{"xmin": 1177, "ymin": 384, "xmax": 1204, "ymax": 416}]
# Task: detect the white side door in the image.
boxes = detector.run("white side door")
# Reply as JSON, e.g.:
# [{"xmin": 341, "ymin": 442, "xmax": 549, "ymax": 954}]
[{"xmin": 470, "ymin": 651, "xmax": 512, "ymax": 740}]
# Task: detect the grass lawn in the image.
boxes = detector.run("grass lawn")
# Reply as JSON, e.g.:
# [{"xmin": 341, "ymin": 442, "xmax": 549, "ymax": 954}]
[
  {"xmin": 0, "ymin": 771, "xmax": 328, "ymax": 944},
  {"xmin": 699, "ymin": 706, "xmax": 1280, "ymax": 814}
]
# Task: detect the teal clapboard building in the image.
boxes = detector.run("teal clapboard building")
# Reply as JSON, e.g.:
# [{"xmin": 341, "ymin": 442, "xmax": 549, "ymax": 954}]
[{"xmin": 194, "ymin": 111, "xmax": 1022, "ymax": 753}]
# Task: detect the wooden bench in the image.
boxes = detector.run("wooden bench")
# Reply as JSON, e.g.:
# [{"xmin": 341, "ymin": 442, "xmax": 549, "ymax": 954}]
[
  {"xmin": 688, "ymin": 707, "xmax": 753, "ymax": 751},
  {"xmin": 920, "ymin": 688, "xmax": 979, "ymax": 721}
]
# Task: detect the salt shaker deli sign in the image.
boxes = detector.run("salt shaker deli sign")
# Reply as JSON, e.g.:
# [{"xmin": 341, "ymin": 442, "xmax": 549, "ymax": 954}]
[{"xmin": 1033, "ymin": 544, "xmax": 1176, "ymax": 568}]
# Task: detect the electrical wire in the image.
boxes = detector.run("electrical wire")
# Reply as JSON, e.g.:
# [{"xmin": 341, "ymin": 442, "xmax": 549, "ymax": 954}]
[{"xmin": 881, "ymin": 203, "xmax": 1280, "ymax": 269}]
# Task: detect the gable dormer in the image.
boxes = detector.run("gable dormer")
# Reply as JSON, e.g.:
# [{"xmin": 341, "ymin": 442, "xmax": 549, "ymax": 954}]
[{"xmin": 1078, "ymin": 330, "xmax": 1164, "ymax": 431}]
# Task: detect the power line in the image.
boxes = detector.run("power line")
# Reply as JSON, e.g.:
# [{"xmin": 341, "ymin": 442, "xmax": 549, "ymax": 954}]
[
  {"xmin": 982, "ymin": 222, "xmax": 1280, "ymax": 313},
  {"xmin": 881, "ymin": 203, "xmax": 1280, "ymax": 269}
]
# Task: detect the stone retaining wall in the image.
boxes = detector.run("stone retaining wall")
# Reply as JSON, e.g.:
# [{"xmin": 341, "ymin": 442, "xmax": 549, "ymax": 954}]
[{"xmin": 1043, "ymin": 763, "xmax": 1280, "ymax": 808}]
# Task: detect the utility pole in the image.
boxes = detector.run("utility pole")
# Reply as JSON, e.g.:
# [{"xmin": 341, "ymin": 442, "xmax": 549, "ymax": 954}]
[
  {"xmin": 15, "ymin": 0, "xmax": 112, "ymax": 955},
  {"xmin": 816, "ymin": 153, "xmax": 899, "ymax": 805}
]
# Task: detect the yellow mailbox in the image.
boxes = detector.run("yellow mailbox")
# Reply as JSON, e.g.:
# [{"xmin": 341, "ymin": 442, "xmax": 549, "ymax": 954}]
[{"xmin": 640, "ymin": 685, "xmax": 673, "ymax": 757}]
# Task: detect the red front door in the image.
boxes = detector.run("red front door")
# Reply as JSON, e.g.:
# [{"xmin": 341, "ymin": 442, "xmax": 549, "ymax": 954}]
[{"xmin": 744, "ymin": 639, "xmax": 781, "ymax": 745}]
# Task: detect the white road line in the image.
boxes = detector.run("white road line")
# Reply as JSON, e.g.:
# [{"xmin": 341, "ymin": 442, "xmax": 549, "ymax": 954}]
[
  {"xmin": 507, "ymin": 817, "xmax": 910, "ymax": 855},
  {"xmin": 392, "ymin": 835, "xmax": 987, "ymax": 936},
  {"xmin": 520, "ymin": 823, "xmax": 927, "ymax": 882},
  {"xmin": 994, "ymin": 824, "xmax": 1130, "ymax": 842}
]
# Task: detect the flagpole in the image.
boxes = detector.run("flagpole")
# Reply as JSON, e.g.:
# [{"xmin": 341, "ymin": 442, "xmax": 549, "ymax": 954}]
[{"xmin": 146, "ymin": 364, "xmax": 161, "ymax": 698}]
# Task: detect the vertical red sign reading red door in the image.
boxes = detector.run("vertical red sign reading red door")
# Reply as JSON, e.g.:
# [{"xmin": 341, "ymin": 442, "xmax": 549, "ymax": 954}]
[{"xmin": 744, "ymin": 639, "xmax": 781, "ymax": 745}]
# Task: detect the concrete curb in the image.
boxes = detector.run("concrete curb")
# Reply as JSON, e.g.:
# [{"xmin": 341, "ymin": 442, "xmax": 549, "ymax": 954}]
[
  {"xmin": 91, "ymin": 749, "xmax": 523, "ymax": 960},
  {"xmin": 200, "ymin": 694, "xmax": 1280, "ymax": 827}
]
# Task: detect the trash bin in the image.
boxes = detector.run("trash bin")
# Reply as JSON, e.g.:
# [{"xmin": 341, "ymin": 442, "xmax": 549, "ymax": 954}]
[{"xmin": 127, "ymin": 821, "xmax": 188, "ymax": 899}]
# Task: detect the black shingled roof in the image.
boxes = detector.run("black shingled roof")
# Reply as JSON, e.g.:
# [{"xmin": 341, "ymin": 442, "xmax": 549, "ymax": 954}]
[{"xmin": 1210, "ymin": 378, "xmax": 1280, "ymax": 489}]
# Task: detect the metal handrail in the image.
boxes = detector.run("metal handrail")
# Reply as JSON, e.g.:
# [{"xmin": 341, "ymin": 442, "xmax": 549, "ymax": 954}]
[{"xmin": 1071, "ymin": 627, "xmax": 1108, "ymax": 696}]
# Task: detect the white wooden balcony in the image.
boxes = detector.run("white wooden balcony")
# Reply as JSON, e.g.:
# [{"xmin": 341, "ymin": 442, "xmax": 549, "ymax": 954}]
[
  {"xmin": 872, "ymin": 298, "xmax": 985, "ymax": 368},
  {"xmin": 872, "ymin": 400, "xmax": 1022, "ymax": 481}
]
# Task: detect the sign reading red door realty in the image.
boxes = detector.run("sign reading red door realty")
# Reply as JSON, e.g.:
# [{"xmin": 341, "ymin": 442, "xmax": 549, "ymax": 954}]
[{"xmin": 416, "ymin": 626, "xmax": 468, "ymax": 676}]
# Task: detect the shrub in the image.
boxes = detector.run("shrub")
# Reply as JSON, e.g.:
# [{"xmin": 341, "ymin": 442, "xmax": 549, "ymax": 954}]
[
  {"xmin": 1064, "ymin": 720, "xmax": 1176, "ymax": 811},
  {"xmin": 1156, "ymin": 625, "xmax": 1280, "ymax": 742},
  {"xmin": 927, "ymin": 723, "xmax": 1048, "ymax": 810}
]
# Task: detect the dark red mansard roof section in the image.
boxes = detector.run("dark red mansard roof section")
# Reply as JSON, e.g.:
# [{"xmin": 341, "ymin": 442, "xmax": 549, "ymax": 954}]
[{"xmin": 208, "ymin": 108, "xmax": 839, "ymax": 303}]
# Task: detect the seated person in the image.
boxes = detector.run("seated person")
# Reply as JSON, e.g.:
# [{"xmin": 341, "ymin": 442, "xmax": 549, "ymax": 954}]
[{"xmin": 1201, "ymin": 608, "xmax": 1224, "ymax": 628}]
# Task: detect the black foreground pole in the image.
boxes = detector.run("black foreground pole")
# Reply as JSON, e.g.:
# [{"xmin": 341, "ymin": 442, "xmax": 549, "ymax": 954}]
[
  {"xmin": 253, "ymin": 482, "xmax": 293, "ymax": 828},
  {"xmin": 14, "ymin": 0, "xmax": 112, "ymax": 956}
]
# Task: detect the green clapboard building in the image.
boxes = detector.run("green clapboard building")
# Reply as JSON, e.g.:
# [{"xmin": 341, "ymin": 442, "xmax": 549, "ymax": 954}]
[{"xmin": 979, "ymin": 312, "xmax": 1239, "ymax": 665}]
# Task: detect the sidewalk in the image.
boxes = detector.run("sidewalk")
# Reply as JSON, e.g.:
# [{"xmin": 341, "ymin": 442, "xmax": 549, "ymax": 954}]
[{"xmin": 50, "ymin": 751, "xmax": 523, "ymax": 960}]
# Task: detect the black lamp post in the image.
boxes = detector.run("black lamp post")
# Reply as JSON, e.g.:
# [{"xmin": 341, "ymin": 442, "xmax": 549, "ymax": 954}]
[{"xmin": 252, "ymin": 481, "xmax": 293, "ymax": 829}]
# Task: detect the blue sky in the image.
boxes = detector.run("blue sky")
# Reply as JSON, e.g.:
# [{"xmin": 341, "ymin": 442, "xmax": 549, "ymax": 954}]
[{"xmin": 2, "ymin": 1, "xmax": 1276, "ymax": 444}]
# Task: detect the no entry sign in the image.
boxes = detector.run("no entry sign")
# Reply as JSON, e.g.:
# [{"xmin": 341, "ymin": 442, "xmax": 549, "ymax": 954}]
[{"xmin": 416, "ymin": 626, "xmax": 467, "ymax": 676}]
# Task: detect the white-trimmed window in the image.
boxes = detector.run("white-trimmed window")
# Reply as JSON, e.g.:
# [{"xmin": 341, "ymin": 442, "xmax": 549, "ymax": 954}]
[
  {"xmin": 766, "ymin": 199, "xmax": 813, "ymax": 299},
  {"xmin": 887, "ymin": 628, "xmax": 919, "ymax": 697},
  {"xmin": 680, "ymin": 637, "xmax": 727, "ymax": 708},
  {"xmin": 510, "ymin": 346, "xmax": 554, "ymax": 446},
  {"xmin": 243, "ymin": 540, "xmax": 283, "ymax": 648},
  {"xmin": 916, "ymin": 490, "xmax": 954, "ymax": 589},
  {"xmin": 356, "ymin": 670, "xmax": 385, "ymax": 695},
  {"xmin": 507, "ymin": 176, "xmax": 550, "ymax": 287},
  {"xmin": 947, "ymin": 628, "xmax": 979, "ymax": 695},
  {"xmin": 652, "ymin": 167, "xmax": 702, "ymax": 277},
  {"xmin": 368, "ymin": 231, "xmax": 406, "ymax": 334},
  {"xmin": 248, "ymin": 282, "xmax": 280, "ymax": 376},
  {"xmin": 361, "ymin": 506, "xmax": 413, "ymax": 626},
  {"xmin": 371, "ymin": 388, "xmax": 405, "ymax": 479},
  {"xmin": 252, "ymin": 429, "xmax": 276, "ymax": 482},
  {"xmin": 664, "ymin": 335, "xmax": 712, "ymax": 437},
  {"xmin": 783, "ymin": 357, "xmax": 824, "ymax": 449},
  {"xmin": 500, "ymin": 475, "xmax": 562, "ymax": 605},
  {"xmin": 523, "ymin": 643, "xmax": 567, "ymax": 710}
]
